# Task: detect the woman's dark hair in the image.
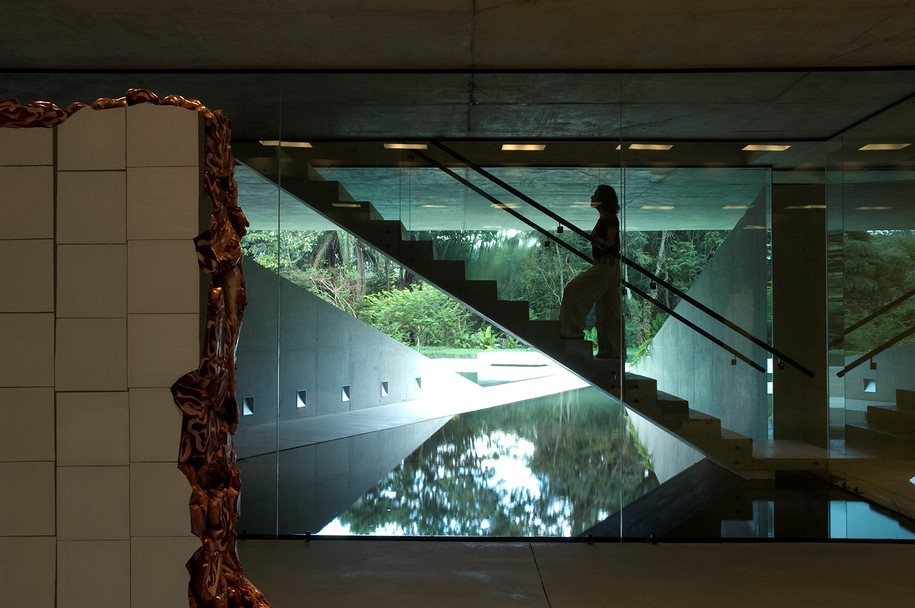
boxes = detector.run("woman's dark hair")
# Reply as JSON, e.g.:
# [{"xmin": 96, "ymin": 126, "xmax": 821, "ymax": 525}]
[{"xmin": 595, "ymin": 184, "xmax": 619, "ymax": 210}]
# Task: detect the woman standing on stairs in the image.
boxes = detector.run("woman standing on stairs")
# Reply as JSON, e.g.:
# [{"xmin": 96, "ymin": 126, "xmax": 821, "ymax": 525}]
[{"xmin": 559, "ymin": 184, "xmax": 623, "ymax": 361}]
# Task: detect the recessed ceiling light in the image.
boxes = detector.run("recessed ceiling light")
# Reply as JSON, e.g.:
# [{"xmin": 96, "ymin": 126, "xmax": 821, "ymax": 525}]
[
  {"xmin": 491, "ymin": 202, "xmax": 521, "ymax": 208},
  {"xmin": 501, "ymin": 144, "xmax": 546, "ymax": 151},
  {"xmin": 332, "ymin": 202, "xmax": 362, "ymax": 208},
  {"xmin": 421, "ymin": 204, "xmax": 447, "ymax": 208},
  {"xmin": 641, "ymin": 205, "xmax": 675, "ymax": 210},
  {"xmin": 384, "ymin": 143, "xmax": 428, "ymax": 150},
  {"xmin": 858, "ymin": 143, "xmax": 912, "ymax": 151},
  {"xmin": 629, "ymin": 144, "xmax": 673, "ymax": 151},
  {"xmin": 785, "ymin": 205, "xmax": 827, "ymax": 210},
  {"xmin": 258, "ymin": 140, "xmax": 313, "ymax": 148},
  {"xmin": 742, "ymin": 144, "xmax": 791, "ymax": 152},
  {"xmin": 855, "ymin": 206, "xmax": 892, "ymax": 211},
  {"xmin": 723, "ymin": 204, "xmax": 750, "ymax": 210},
  {"xmin": 743, "ymin": 224, "xmax": 768, "ymax": 230}
]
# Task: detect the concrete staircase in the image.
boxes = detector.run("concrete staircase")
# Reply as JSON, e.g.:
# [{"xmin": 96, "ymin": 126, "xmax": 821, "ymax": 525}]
[
  {"xmin": 846, "ymin": 389, "xmax": 915, "ymax": 458},
  {"xmin": 277, "ymin": 173, "xmax": 772, "ymax": 472}
]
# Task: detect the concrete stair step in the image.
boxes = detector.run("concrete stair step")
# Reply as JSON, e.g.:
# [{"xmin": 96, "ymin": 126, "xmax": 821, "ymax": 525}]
[
  {"xmin": 897, "ymin": 389, "xmax": 915, "ymax": 413},
  {"xmin": 284, "ymin": 177, "xmax": 355, "ymax": 206},
  {"xmin": 677, "ymin": 409, "xmax": 723, "ymax": 440},
  {"xmin": 866, "ymin": 405, "xmax": 915, "ymax": 435},
  {"xmin": 654, "ymin": 390, "xmax": 690, "ymax": 426},
  {"xmin": 846, "ymin": 422, "xmax": 915, "ymax": 458}
]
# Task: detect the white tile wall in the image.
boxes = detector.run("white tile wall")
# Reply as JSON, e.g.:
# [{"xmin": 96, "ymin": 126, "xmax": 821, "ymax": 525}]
[
  {"xmin": 127, "ymin": 103, "xmax": 201, "ymax": 168},
  {"xmin": 0, "ymin": 126, "xmax": 53, "ymax": 166},
  {"xmin": 129, "ymin": 388, "xmax": 183, "ymax": 463},
  {"xmin": 56, "ymin": 318, "xmax": 128, "ymax": 391},
  {"xmin": 57, "ymin": 392, "xmax": 129, "ymax": 466},
  {"xmin": 129, "ymin": 463, "xmax": 194, "ymax": 537},
  {"xmin": 130, "ymin": 536, "xmax": 200, "ymax": 608},
  {"xmin": 57, "ymin": 540, "xmax": 130, "ymax": 608},
  {"xmin": 0, "ymin": 387, "xmax": 54, "ymax": 461},
  {"xmin": 0, "ymin": 537, "xmax": 56, "ymax": 608},
  {"xmin": 56, "ymin": 170, "xmax": 127, "ymax": 244},
  {"xmin": 127, "ymin": 313, "xmax": 201, "ymax": 387},
  {"xmin": 127, "ymin": 166, "xmax": 202, "ymax": 240},
  {"xmin": 0, "ymin": 240, "xmax": 54, "ymax": 312},
  {"xmin": 128, "ymin": 240, "xmax": 201, "ymax": 314},
  {"xmin": 0, "ymin": 461, "xmax": 55, "ymax": 536},
  {"xmin": 0, "ymin": 166, "xmax": 54, "ymax": 239},
  {"xmin": 0, "ymin": 313, "xmax": 54, "ymax": 386},
  {"xmin": 57, "ymin": 466, "xmax": 130, "ymax": 540},
  {"xmin": 56, "ymin": 244, "xmax": 127, "ymax": 318},
  {"xmin": 57, "ymin": 107, "xmax": 126, "ymax": 171}
]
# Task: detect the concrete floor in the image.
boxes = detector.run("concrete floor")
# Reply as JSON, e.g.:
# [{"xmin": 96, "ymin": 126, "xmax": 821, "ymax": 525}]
[{"xmin": 238, "ymin": 538, "xmax": 915, "ymax": 607}]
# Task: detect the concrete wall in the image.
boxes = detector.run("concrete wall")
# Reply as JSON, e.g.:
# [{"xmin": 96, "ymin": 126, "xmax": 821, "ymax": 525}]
[
  {"xmin": 631, "ymin": 190, "xmax": 769, "ymax": 440},
  {"xmin": 0, "ymin": 104, "xmax": 203, "ymax": 607},
  {"xmin": 842, "ymin": 341, "xmax": 915, "ymax": 402},
  {"xmin": 236, "ymin": 259, "xmax": 437, "ymax": 427}
]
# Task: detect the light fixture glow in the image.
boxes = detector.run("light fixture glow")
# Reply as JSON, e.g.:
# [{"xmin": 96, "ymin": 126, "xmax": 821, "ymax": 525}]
[
  {"xmin": 384, "ymin": 143, "xmax": 428, "ymax": 150},
  {"xmin": 332, "ymin": 202, "xmax": 362, "ymax": 208},
  {"xmin": 743, "ymin": 224, "xmax": 768, "ymax": 230},
  {"xmin": 858, "ymin": 143, "xmax": 911, "ymax": 151},
  {"xmin": 723, "ymin": 204, "xmax": 750, "ymax": 210},
  {"xmin": 491, "ymin": 202, "xmax": 521, "ymax": 209},
  {"xmin": 259, "ymin": 140, "xmax": 313, "ymax": 148},
  {"xmin": 742, "ymin": 144, "xmax": 791, "ymax": 152},
  {"xmin": 785, "ymin": 205, "xmax": 827, "ymax": 210},
  {"xmin": 640, "ymin": 205, "xmax": 675, "ymax": 210},
  {"xmin": 421, "ymin": 204, "xmax": 447, "ymax": 208},
  {"xmin": 855, "ymin": 206, "xmax": 892, "ymax": 211},
  {"xmin": 909, "ymin": 475, "xmax": 915, "ymax": 485},
  {"xmin": 501, "ymin": 144, "xmax": 546, "ymax": 151},
  {"xmin": 629, "ymin": 144, "xmax": 673, "ymax": 151}
]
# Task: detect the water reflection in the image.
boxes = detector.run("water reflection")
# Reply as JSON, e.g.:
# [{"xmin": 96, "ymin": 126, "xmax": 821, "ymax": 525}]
[{"xmin": 320, "ymin": 387, "xmax": 658, "ymax": 537}]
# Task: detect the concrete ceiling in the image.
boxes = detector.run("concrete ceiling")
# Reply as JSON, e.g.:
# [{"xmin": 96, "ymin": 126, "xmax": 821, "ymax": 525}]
[{"xmin": 3, "ymin": 2, "xmax": 915, "ymax": 232}]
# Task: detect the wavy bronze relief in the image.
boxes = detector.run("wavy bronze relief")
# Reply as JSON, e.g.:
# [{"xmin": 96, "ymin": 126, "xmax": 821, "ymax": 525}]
[{"xmin": 1, "ymin": 90, "xmax": 269, "ymax": 608}]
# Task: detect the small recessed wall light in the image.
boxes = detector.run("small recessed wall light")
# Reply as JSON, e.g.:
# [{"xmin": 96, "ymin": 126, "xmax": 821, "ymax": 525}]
[
  {"xmin": 742, "ymin": 144, "xmax": 791, "ymax": 152},
  {"xmin": 259, "ymin": 140, "xmax": 313, "ymax": 148},
  {"xmin": 629, "ymin": 144, "xmax": 673, "ymax": 151},
  {"xmin": 641, "ymin": 205, "xmax": 675, "ymax": 210},
  {"xmin": 501, "ymin": 144, "xmax": 546, "ymax": 151},
  {"xmin": 384, "ymin": 143, "xmax": 428, "ymax": 150},
  {"xmin": 858, "ymin": 143, "xmax": 911, "ymax": 151}
]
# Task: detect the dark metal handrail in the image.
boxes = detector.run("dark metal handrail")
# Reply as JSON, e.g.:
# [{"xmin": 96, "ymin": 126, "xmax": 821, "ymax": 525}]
[
  {"xmin": 429, "ymin": 140, "xmax": 814, "ymax": 378},
  {"xmin": 836, "ymin": 323, "xmax": 915, "ymax": 378},
  {"xmin": 830, "ymin": 286, "xmax": 915, "ymax": 348},
  {"xmin": 413, "ymin": 148, "xmax": 766, "ymax": 374}
]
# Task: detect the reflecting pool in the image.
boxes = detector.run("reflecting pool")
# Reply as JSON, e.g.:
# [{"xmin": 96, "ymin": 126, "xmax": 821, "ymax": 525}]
[{"xmin": 318, "ymin": 387, "xmax": 658, "ymax": 537}]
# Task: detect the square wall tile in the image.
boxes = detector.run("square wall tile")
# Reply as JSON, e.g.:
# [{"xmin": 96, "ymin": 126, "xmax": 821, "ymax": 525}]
[
  {"xmin": 55, "ymin": 318, "xmax": 127, "ymax": 391},
  {"xmin": 0, "ymin": 461, "xmax": 55, "ymax": 535},
  {"xmin": 56, "ymin": 170, "xmax": 126, "ymax": 244},
  {"xmin": 131, "ymin": 536, "xmax": 199, "ymax": 608},
  {"xmin": 130, "ymin": 388, "xmax": 182, "ymax": 463},
  {"xmin": 0, "ymin": 313, "xmax": 53, "ymax": 386},
  {"xmin": 57, "ymin": 107, "xmax": 126, "ymax": 171},
  {"xmin": 128, "ymin": 240, "xmax": 201, "ymax": 314},
  {"xmin": 57, "ymin": 392, "xmax": 129, "ymax": 466},
  {"xmin": 57, "ymin": 540, "xmax": 129, "ymax": 608},
  {"xmin": 127, "ymin": 313, "xmax": 200, "ymax": 388},
  {"xmin": 56, "ymin": 244, "xmax": 127, "ymax": 318},
  {"xmin": 127, "ymin": 103, "xmax": 201, "ymax": 168},
  {"xmin": 0, "ymin": 240, "xmax": 53, "ymax": 312},
  {"xmin": 57, "ymin": 466, "xmax": 129, "ymax": 540},
  {"xmin": 0, "ymin": 166, "xmax": 54, "ymax": 239},
  {"xmin": 130, "ymin": 462, "xmax": 193, "ymax": 537},
  {"xmin": 127, "ymin": 166, "xmax": 203, "ymax": 240},
  {"xmin": 0, "ymin": 537, "xmax": 55, "ymax": 608},
  {"xmin": 0, "ymin": 126, "xmax": 53, "ymax": 166},
  {"xmin": 0, "ymin": 387, "xmax": 54, "ymax": 462}
]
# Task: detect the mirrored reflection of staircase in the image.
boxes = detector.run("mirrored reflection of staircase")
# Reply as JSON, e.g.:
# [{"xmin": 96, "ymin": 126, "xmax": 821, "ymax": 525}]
[
  {"xmin": 276, "ymin": 172, "xmax": 801, "ymax": 474},
  {"xmin": 846, "ymin": 389, "xmax": 915, "ymax": 458}
]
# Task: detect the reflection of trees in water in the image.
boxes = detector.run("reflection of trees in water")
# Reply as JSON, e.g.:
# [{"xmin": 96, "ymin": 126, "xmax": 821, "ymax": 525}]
[{"xmin": 337, "ymin": 389, "xmax": 658, "ymax": 536}]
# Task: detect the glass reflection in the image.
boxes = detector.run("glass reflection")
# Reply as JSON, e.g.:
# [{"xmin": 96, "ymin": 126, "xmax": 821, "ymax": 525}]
[{"xmin": 318, "ymin": 387, "xmax": 657, "ymax": 537}]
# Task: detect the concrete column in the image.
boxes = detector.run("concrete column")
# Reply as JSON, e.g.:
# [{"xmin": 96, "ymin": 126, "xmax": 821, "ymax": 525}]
[{"xmin": 772, "ymin": 184, "xmax": 828, "ymax": 448}]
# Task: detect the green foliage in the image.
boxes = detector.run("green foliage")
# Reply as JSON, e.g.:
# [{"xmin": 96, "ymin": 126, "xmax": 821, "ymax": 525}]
[{"xmin": 361, "ymin": 284, "xmax": 473, "ymax": 349}]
